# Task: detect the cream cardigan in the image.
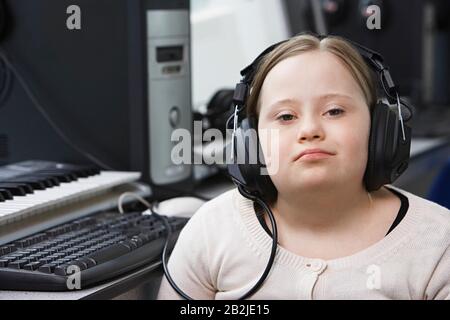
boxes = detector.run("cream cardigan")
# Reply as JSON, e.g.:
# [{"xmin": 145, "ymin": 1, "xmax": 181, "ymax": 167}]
[{"xmin": 157, "ymin": 186, "xmax": 450, "ymax": 300}]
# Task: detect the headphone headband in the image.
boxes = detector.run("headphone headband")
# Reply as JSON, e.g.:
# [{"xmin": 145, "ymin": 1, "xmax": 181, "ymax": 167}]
[{"xmin": 233, "ymin": 33, "xmax": 413, "ymax": 121}]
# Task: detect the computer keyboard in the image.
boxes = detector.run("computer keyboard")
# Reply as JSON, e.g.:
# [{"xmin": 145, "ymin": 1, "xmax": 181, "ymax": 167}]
[{"xmin": 0, "ymin": 210, "xmax": 188, "ymax": 291}]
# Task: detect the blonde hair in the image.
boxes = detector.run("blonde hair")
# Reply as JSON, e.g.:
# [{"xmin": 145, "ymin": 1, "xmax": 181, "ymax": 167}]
[{"xmin": 245, "ymin": 33, "xmax": 377, "ymax": 118}]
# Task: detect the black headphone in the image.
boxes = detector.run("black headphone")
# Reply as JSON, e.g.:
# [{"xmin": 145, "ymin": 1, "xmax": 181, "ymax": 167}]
[{"xmin": 227, "ymin": 33, "xmax": 413, "ymax": 204}]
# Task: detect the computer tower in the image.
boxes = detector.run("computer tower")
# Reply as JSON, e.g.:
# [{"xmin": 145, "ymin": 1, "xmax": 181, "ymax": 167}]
[{"xmin": 0, "ymin": 0, "xmax": 193, "ymax": 199}]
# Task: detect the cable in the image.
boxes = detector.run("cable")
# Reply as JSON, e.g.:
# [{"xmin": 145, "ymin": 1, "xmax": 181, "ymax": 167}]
[
  {"xmin": 162, "ymin": 183, "xmax": 279, "ymax": 300},
  {"xmin": 117, "ymin": 191, "xmax": 152, "ymax": 214},
  {"xmin": 0, "ymin": 57, "xmax": 12, "ymax": 108},
  {"xmin": 379, "ymin": 72, "xmax": 414, "ymax": 122},
  {"xmin": 234, "ymin": 185, "xmax": 279, "ymax": 300},
  {"xmin": 118, "ymin": 186, "xmax": 279, "ymax": 300},
  {"xmin": 160, "ymin": 214, "xmax": 194, "ymax": 300},
  {"xmin": 117, "ymin": 190, "xmax": 194, "ymax": 299},
  {"xmin": 0, "ymin": 48, "xmax": 113, "ymax": 170}
]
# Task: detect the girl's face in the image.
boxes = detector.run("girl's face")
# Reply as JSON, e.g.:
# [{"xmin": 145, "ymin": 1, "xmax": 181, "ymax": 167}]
[{"xmin": 257, "ymin": 50, "xmax": 371, "ymax": 196}]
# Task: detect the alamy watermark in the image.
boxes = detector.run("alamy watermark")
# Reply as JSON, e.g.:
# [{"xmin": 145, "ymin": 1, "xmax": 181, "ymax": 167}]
[
  {"xmin": 66, "ymin": 5, "xmax": 81, "ymax": 30},
  {"xmin": 171, "ymin": 121, "xmax": 280, "ymax": 176},
  {"xmin": 66, "ymin": 265, "xmax": 81, "ymax": 290},
  {"xmin": 366, "ymin": 264, "xmax": 381, "ymax": 290},
  {"xmin": 365, "ymin": 5, "xmax": 381, "ymax": 30}
]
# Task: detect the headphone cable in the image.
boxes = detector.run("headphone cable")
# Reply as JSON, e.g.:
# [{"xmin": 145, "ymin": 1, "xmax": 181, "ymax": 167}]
[{"xmin": 160, "ymin": 183, "xmax": 279, "ymax": 300}]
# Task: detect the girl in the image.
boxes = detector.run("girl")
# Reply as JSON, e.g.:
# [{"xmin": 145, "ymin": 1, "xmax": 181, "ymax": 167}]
[{"xmin": 157, "ymin": 34, "xmax": 450, "ymax": 300}]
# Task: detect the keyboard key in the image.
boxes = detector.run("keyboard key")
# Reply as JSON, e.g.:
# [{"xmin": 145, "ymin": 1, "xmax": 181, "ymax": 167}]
[
  {"xmin": 23, "ymin": 262, "xmax": 43, "ymax": 271},
  {"xmin": 54, "ymin": 258, "xmax": 71, "ymax": 265},
  {"xmin": 54, "ymin": 265, "xmax": 70, "ymax": 276},
  {"xmin": 38, "ymin": 263, "xmax": 57, "ymax": 273},
  {"xmin": 120, "ymin": 240, "xmax": 138, "ymax": 250},
  {"xmin": 76, "ymin": 257, "xmax": 96, "ymax": 268},
  {"xmin": 0, "ymin": 245, "xmax": 16, "ymax": 256},
  {"xmin": 42, "ymin": 249, "xmax": 56, "ymax": 255},
  {"xmin": 130, "ymin": 236, "xmax": 143, "ymax": 247},
  {"xmin": 8, "ymin": 259, "xmax": 28, "ymax": 269},
  {"xmin": 86, "ymin": 243, "xmax": 130, "ymax": 264},
  {"xmin": 40, "ymin": 257, "xmax": 56, "ymax": 264}
]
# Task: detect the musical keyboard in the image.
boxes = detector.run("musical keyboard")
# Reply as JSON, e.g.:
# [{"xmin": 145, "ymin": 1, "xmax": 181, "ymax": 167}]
[{"xmin": 0, "ymin": 160, "xmax": 141, "ymax": 226}]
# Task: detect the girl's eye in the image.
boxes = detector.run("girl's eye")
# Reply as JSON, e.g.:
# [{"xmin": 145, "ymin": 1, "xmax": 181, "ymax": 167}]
[
  {"xmin": 276, "ymin": 114, "xmax": 295, "ymax": 121},
  {"xmin": 326, "ymin": 108, "xmax": 345, "ymax": 117}
]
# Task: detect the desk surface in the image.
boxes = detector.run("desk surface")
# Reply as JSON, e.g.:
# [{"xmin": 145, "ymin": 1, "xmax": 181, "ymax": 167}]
[
  {"xmin": 0, "ymin": 262, "xmax": 162, "ymax": 300},
  {"xmin": 410, "ymin": 137, "xmax": 449, "ymax": 157}
]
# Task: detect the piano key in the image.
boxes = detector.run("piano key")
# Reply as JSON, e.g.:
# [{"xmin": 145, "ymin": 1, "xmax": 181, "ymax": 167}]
[
  {"xmin": 39, "ymin": 169, "xmax": 81, "ymax": 178},
  {"xmin": 5, "ymin": 180, "xmax": 46, "ymax": 190},
  {"xmin": 34, "ymin": 171, "xmax": 77, "ymax": 182},
  {"xmin": 55, "ymin": 164, "xmax": 100, "ymax": 177},
  {"xmin": 0, "ymin": 183, "xmax": 28, "ymax": 196},
  {"xmin": 0, "ymin": 183, "xmax": 33, "ymax": 194},
  {"xmin": 30, "ymin": 175, "xmax": 60, "ymax": 187},
  {"xmin": 46, "ymin": 176, "xmax": 61, "ymax": 186},
  {"xmin": 5, "ymin": 183, "xmax": 33, "ymax": 194},
  {"xmin": 25, "ymin": 176, "xmax": 56, "ymax": 188},
  {"xmin": 0, "ymin": 189, "xmax": 13, "ymax": 200}
]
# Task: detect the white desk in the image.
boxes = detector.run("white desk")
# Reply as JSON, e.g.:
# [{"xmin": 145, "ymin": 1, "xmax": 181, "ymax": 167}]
[{"xmin": 410, "ymin": 137, "xmax": 449, "ymax": 157}]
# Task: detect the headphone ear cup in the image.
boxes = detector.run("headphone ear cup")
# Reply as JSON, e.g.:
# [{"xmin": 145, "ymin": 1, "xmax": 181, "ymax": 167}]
[
  {"xmin": 227, "ymin": 117, "xmax": 277, "ymax": 203},
  {"xmin": 365, "ymin": 102, "xmax": 403, "ymax": 191},
  {"xmin": 365, "ymin": 103, "xmax": 390, "ymax": 191}
]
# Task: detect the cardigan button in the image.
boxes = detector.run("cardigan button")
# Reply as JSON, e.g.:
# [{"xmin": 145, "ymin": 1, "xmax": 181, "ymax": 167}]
[{"xmin": 306, "ymin": 259, "xmax": 326, "ymax": 273}]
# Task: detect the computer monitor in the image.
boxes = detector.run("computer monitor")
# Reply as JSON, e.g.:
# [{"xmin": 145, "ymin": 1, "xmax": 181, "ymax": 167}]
[{"xmin": 0, "ymin": 0, "xmax": 194, "ymax": 199}]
